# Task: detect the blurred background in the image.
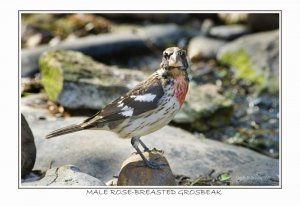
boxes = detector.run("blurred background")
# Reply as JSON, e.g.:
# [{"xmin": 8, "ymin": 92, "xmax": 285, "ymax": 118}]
[{"xmin": 20, "ymin": 13, "xmax": 280, "ymax": 186}]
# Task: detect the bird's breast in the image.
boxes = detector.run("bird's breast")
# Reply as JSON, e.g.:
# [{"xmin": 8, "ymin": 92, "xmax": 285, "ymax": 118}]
[{"xmin": 173, "ymin": 76, "xmax": 189, "ymax": 107}]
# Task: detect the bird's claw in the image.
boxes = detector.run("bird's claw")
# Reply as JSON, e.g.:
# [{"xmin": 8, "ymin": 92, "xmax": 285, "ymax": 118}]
[
  {"xmin": 136, "ymin": 160, "xmax": 167, "ymax": 169},
  {"xmin": 151, "ymin": 147, "xmax": 164, "ymax": 154},
  {"xmin": 146, "ymin": 161, "xmax": 167, "ymax": 169}
]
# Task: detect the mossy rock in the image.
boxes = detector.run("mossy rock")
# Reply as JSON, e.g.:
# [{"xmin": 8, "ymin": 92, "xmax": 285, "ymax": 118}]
[
  {"xmin": 39, "ymin": 50, "xmax": 146, "ymax": 109},
  {"xmin": 173, "ymin": 83, "xmax": 234, "ymax": 131},
  {"xmin": 219, "ymin": 48, "xmax": 265, "ymax": 87},
  {"xmin": 217, "ymin": 30, "xmax": 279, "ymax": 94}
]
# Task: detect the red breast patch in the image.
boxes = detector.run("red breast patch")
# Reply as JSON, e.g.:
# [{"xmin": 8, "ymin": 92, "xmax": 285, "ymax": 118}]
[{"xmin": 174, "ymin": 76, "xmax": 188, "ymax": 107}]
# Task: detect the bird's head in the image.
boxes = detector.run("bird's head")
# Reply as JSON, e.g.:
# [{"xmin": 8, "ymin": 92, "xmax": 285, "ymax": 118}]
[{"xmin": 160, "ymin": 47, "xmax": 189, "ymax": 70}]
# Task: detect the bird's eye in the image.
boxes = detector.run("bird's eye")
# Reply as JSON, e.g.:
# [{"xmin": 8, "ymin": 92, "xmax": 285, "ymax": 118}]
[{"xmin": 178, "ymin": 50, "xmax": 186, "ymax": 56}]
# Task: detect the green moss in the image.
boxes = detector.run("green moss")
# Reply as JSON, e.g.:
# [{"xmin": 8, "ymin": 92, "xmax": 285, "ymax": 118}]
[
  {"xmin": 220, "ymin": 48, "xmax": 265, "ymax": 88},
  {"xmin": 39, "ymin": 50, "xmax": 95, "ymax": 101},
  {"xmin": 39, "ymin": 52, "xmax": 63, "ymax": 100}
]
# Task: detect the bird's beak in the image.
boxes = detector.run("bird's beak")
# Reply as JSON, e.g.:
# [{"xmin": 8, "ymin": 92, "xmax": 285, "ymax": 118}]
[{"xmin": 169, "ymin": 52, "xmax": 183, "ymax": 67}]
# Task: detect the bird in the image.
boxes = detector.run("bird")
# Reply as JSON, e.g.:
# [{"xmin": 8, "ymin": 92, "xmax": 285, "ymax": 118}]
[{"xmin": 46, "ymin": 47, "xmax": 190, "ymax": 169}]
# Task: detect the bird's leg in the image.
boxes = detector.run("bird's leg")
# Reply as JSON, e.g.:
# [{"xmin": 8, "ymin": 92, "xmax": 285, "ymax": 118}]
[
  {"xmin": 130, "ymin": 136, "xmax": 140, "ymax": 155},
  {"xmin": 138, "ymin": 138, "xmax": 164, "ymax": 153},
  {"xmin": 138, "ymin": 138, "xmax": 150, "ymax": 152},
  {"xmin": 131, "ymin": 136, "xmax": 166, "ymax": 169}
]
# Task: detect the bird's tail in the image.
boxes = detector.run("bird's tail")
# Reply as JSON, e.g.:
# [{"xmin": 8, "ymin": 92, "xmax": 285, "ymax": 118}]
[{"xmin": 46, "ymin": 124, "xmax": 84, "ymax": 139}]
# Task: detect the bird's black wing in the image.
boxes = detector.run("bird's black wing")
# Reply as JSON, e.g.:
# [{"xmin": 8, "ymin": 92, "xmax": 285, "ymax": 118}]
[{"xmin": 80, "ymin": 74, "xmax": 164, "ymax": 127}]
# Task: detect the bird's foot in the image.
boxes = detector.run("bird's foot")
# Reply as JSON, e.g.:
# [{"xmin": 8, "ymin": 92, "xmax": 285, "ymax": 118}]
[
  {"xmin": 143, "ymin": 148, "xmax": 150, "ymax": 152},
  {"xmin": 136, "ymin": 159, "xmax": 167, "ymax": 169},
  {"xmin": 150, "ymin": 147, "xmax": 164, "ymax": 154},
  {"xmin": 135, "ymin": 147, "xmax": 163, "ymax": 153}
]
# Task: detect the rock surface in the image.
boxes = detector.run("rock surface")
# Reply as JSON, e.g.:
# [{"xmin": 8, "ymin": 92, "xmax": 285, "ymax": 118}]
[
  {"xmin": 248, "ymin": 14, "xmax": 279, "ymax": 32},
  {"xmin": 22, "ymin": 165, "xmax": 106, "ymax": 186},
  {"xmin": 21, "ymin": 114, "xmax": 36, "ymax": 178},
  {"xmin": 21, "ymin": 24, "xmax": 188, "ymax": 76},
  {"xmin": 188, "ymin": 36, "xmax": 226, "ymax": 61},
  {"xmin": 208, "ymin": 25, "xmax": 250, "ymax": 40},
  {"xmin": 100, "ymin": 13, "xmax": 190, "ymax": 24},
  {"xmin": 21, "ymin": 100, "xmax": 279, "ymax": 186},
  {"xmin": 173, "ymin": 83, "xmax": 234, "ymax": 131},
  {"xmin": 230, "ymin": 161, "xmax": 279, "ymax": 186},
  {"xmin": 117, "ymin": 150, "xmax": 176, "ymax": 186},
  {"xmin": 218, "ymin": 30, "xmax": 279, "ymax": 93},
  {"xmin": 218, "ymin": 13, "xmax": 248, "ymax": 24},
  {"xmin": 39, "ymin": 50, "xmax": 145, "ymax": 110},
  {"xmin": 106, "ymin": 178, "xmax": 118, "ymax": 186}
]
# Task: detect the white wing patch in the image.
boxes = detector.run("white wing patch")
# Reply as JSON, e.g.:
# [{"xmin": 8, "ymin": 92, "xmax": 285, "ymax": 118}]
[
  {"xmin": 121, "ymin": 106, "xmax": 131, "ymax": 111},
  {"xmin": 120, "ymin": 110, "xmax": 133, "ymax": 117},
  {"xmin": 120, "ymin": 106, "xmax": 134, "ymax": 117},
  {"xmin": 134, "ymin": 93, "xmax": 156, "ymax": 102}
]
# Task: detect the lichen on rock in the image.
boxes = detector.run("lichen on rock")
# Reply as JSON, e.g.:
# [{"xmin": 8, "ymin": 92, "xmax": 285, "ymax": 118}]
[{"xmin": 217, "ymin": 30, "xmax": 279, "ymax": 94}]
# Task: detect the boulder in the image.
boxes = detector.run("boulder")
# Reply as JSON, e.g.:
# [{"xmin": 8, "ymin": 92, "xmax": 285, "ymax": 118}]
[
  {"xmin": 117, "ymin": 150, "xmax": 176, "ymax": 186},
  {"xmin": 200, "ymin": 19, "xmax": 215, "ymax": 35},
  {"xmin": 218, "ymin": 13, "xmax": 248, "ymax": 24},
  {"xmin": 248, "ymin": 13, "xmax": 279, "ymax": 32},
  {"xmin": 99, "ymin": 13, "xmax": 190, "ymax": 24},
  {"xmin": 173, "ymin": 83, "xmax": 234, "ymax": 131},
  {"xmin": 21, "ymin": 24, "xmax": 189, "ymax": 76},
  {"xmin": 21, "ymin": 100, "xmax": 279, "ymax": 186},
  {"xmin": 22, "ymin": 165, "xmax": 106, "ymax": 186},
  {"xmin": 217, "ymin": 30, "xmax": 279, "ymax": 93},
  {"xmin": 217, "ymin": 13, "xmax": 279, "ymax": 32},
  {"xmin": 39, "ymin": 50, "xmax": 146, "ymax": 110},
  {"xmin": 21, "ymin": 114, "xmax": 36, "ymax": 178},
  {"xmin": 188, "ymin": 36, "xmax": 226, "ymax": 61},
  {"xmin": 208, "ymin": 24, "xmax": 250, "ymax": 41}
]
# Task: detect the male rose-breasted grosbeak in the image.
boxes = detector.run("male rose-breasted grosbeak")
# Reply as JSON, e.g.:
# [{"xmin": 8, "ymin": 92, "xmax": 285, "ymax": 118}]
[{"xmin": 46, "ymin": 47, "xmax": 189, "ymax": 169}]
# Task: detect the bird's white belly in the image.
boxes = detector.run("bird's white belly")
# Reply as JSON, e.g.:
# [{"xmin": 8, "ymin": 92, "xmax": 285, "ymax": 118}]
[{"xmin": 115, "ymin": 96, "xmax": 180, "ymax": 138}]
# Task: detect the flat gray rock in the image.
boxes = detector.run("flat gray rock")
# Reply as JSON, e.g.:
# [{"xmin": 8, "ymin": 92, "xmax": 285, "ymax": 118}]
[
  {"xmin": 22, "ymin": 99, "xmax": 279, "ymax": 186},
  {"xmin": 230, "ymin": 161, "xmax": 279, "ymax": 186},
  {"xmin": 22, "ymin": 165, "xmax": 106, "ymax": 186}
]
